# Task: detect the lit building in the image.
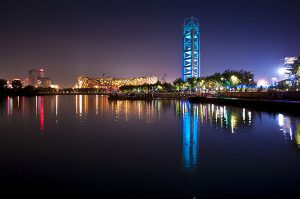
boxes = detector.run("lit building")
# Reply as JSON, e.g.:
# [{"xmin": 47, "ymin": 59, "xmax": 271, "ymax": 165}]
[
  {"xmin": 77, "ymin": 76, "xmax": 158, "ymax": 90},
  {"xmin": 182, "ymin": 16, "xmax": 200, "ymax": 81},
  {"xmin": 278, "ymin": 56, "xmax": 300, "ymax": 88},
  {"xmin": 29, "ymin": 68, "xmax": 51, "ymax": 88},
  {"xmin": 40, "ymin": 78, "xmax": 51, "ymax": 88},
  {"xmin": 22, "ymin": 78, "xmax": 29, "ymax": 87},
  {"xmin": 11, "ymin": 79, "xmax": 22, "ymax": 89}
]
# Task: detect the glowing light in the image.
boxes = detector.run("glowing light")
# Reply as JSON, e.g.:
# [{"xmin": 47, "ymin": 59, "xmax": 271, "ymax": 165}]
[
  {"xmin": 257, "ymin": 80, "xmax": 268, "ymax": 87},
  {"xmin": 78, "ymin": 76, "xmax": 157, "ymax": 90},
  {"xmin": 248, "ymin": 111, "xmax": 252, "ymax": 124},
  {"xmin": 51, "ymin": 84, "xmax": 59, "ymax": 89},
  {"xmin": 278, "ymin": 68, "xmax": 287, "ymax": 75},
  {"xmin": 230, "ymin": 75, "xmax": 239, "ymax": 85}
]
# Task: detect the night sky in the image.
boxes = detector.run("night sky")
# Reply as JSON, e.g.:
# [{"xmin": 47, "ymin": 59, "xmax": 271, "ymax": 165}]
[{"xmin": 1, "ymin": 0, "xmax": 300, "ymax": 87}]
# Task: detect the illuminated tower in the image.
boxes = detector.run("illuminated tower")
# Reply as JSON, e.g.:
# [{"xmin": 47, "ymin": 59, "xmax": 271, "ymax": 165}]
[{"xmin": 182, "ymin": 17, "xmax": 200, "ymax": 81}]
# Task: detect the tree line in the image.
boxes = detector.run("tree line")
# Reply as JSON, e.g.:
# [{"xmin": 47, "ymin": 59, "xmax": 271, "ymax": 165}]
[{"xmin": 120, "ymin": 70, "xmax": 256, "ymax": 93}]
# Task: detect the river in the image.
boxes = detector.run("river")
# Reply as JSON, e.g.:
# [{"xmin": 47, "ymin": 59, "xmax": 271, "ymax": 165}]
[{"xmin": 0, "ymin": 95, "xmax": 299, "ymax": 198}]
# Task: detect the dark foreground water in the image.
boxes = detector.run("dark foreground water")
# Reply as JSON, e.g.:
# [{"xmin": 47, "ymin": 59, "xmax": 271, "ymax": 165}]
[{"xmin": 0, "ymin": 95, "xmax": 300, "ymax": 198}]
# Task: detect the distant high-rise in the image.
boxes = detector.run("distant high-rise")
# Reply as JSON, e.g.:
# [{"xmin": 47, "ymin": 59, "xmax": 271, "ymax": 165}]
[
  {"xmin": 182, "ymin": 17, "xmax": 200, "ymax": 81},
  {"xmin": 29, "ymin": 69, "xmax": 39, "ymax": 86},
  {"xmin": 29, "ymin": 68, "xmax": 51, "ymax": 88}
]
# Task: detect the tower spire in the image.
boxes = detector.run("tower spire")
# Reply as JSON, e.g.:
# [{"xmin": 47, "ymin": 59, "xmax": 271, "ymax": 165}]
[{"xmin": 182, "ymin": 17, "xmax": 200, "ymax": 81}]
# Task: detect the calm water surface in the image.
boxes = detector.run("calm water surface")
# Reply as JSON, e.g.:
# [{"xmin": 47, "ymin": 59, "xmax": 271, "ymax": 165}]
[{"xmin": 0, "ymin": 95, "xmax": 300, "ymax": 198}]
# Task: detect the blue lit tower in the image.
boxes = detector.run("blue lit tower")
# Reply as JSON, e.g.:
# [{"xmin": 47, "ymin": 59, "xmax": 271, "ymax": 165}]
[{"xmin": 182, "ymin": 17, "xmax": 200, "ymax": 81}]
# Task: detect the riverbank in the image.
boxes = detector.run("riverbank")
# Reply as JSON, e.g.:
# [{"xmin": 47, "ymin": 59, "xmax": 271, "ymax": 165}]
[
  {"xmin": 0, "ymin": 91, "xmax": 108, "ymax": 97},
  {"xmin": 189, "ymin": 96, "xmax": 300, "ymax": 115},
  {"xmin": 218, "ymin": 91, "xmax": 300, "ymax": 101},
  {"xmin": 108, "ymin": 93, "xmax": 190, "ymax": 100}
]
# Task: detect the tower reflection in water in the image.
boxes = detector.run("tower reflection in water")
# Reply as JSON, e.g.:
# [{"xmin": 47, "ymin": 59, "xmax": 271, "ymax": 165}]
[
  {"xmin": 181, "ymin": 101, "xmax": 199, "ymax": 170},
  {"xmin": 176, "ymin": 101, "xmax": 255, "ymax": 171}
]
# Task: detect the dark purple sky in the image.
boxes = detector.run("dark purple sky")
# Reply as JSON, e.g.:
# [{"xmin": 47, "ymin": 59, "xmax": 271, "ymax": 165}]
[{"xmin": 1, "ymin": 0, "xmax": 300, "ymax": 87}]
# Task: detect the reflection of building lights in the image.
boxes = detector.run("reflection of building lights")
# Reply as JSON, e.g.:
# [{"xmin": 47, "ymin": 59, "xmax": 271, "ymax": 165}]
[
  {"xmin": 75, "ymin": 95, "xmax": 78, "ymax": 114},
  {"xmin": 289, "ymin": 128, "xmax": 293, "ymax": 140},
  {"xmin": 278, "ymin": 113, "xmax": 294, "ymax": 141},
  {"xmin": 248, "ymin": 111, "xmax": 251, "ymax": 124},
  {"xmin": 182, "ymin": 102, "xmax": 198, "ymax": 170},
  {"xmin": 7, "ymin": 96, "xmax": 11, "ymax": 115},
  {"xmin": 95, "ymin": 95, "xmax": 99, "ymax": 115},
  {"xmin": 35, "ymin": 96, "xmax": 38, "ymax": 116},
  {"xmin": 278, "ymin": 114, "xmax": 284, "ymax": 127},
  {"xmin": 84, "ymin": 95, "xmax": 88, "ymax": 115},
  {"xmin": 79, "ymin": 95, "xmax": 82, "ymax": 116},
  {"xmin": 39, "ymin": 96, "xmax": 44, "ymax": 132},
  {"xmin": 224, "ymin": 106, "xmax": 228, "ymax": 127},
  {"xmin": 230, "ymin": 114, "xmax": 237, "ymax": 133},
  {"xmin": 55, "ymin": 95, "xmax": 58, "ymax": 117}
]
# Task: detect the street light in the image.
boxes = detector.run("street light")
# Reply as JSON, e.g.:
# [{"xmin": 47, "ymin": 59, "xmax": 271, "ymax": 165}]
[{"xmin": 257, "ymin": 80, "xmax": 268, "ymax": 87}]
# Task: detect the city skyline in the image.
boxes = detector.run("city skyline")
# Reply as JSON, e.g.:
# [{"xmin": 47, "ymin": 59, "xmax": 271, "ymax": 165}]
[{"xmin": 1, "ymin": 0, "xmax": 300, "ymax": 87}]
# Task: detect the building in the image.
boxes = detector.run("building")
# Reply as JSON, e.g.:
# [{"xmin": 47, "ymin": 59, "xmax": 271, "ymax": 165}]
[
  {"xmin": 277, "ymin": 56, "xmax": 300, "ymax": 89},
  {"xmin": 29, "ymin": 68, "xmax": 51, "ymax": 88},
  {"xmin": 182, "ymin": 16, "xmax": 200, "ymax": 81},
  {"xmin": 40, "ymin": 78, "xmax": 51, "ymax": 88},
  {"xmin": 11, "ymin": 79, "xmax": 22, "ymax": 89},
  {"xmin": 77, "ymin": 76, "xmax": 158, "ymax": 90}
]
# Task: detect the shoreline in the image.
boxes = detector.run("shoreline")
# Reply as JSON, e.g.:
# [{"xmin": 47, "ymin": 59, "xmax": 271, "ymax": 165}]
[
  {"xmin": 2, "ymin": 92, "xmax": 300, "ymax": 115},
  {"xmin": 189, "ymin": 96, "xmax": 300, "ymax": 115}
]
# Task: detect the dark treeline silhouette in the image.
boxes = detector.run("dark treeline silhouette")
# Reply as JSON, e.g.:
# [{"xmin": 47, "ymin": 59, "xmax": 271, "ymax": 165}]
[{"xmin": 0, "ymin": 85, "xmax": 57, "ymax": 96}]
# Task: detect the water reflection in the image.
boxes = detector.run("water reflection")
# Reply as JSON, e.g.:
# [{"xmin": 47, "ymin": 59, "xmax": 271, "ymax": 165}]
[
  {"xmin": 73, "ymin": 95, "xmax": 172, "ymax": 123},
  {"xmin": 38, "ymin": 96, "xmax": 45, "ymax": 132},
  {"xmin": 176, "ymin": 102, "xmax": 254, "ymax": 134},
  {"xmin": 278, "ymin": 113, "xmax": 293, "ymax": 141},
  {"xmin": 108, "ymin": 100, "xmax": 162, "ymax": 122},
  {"xmin": 175, "ymin": 101, "xmax": 300, "ymax": 171},
  {"xmin": 180, "ymin": 102, "xmax": 199, "ymax": 170},
  {"xmin": 1, "ymin": 95, "xmax": 300, "ymax": 148},
  {"xmin": 176, "ymin": 101, "xmax": 254, "ymax": 171}
]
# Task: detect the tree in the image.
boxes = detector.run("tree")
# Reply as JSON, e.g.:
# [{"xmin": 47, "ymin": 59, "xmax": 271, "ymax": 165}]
[
  {"xmin": 173, "ymin": 78, "xmax": 185, "ymax": 91},
  {"xmin": 186, "ymin": 77, "xmax": 197, "ymax": 91},
  {"xmin": 0, "ymin": 79, "xmax": 7, "ymax": 90},
  {"xmin": 221, "ymin": 69, "xmax": 254, "ymax": 89}
]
